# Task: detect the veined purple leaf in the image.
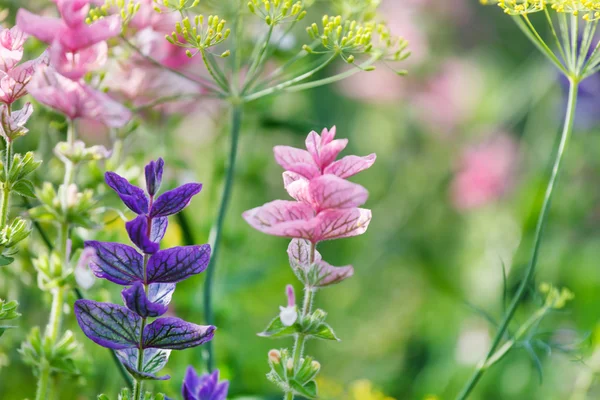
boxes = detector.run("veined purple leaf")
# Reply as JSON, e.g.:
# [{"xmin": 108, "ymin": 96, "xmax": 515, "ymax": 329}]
[
  {"xmin": 150, "ymin": 183, "xmax": 202, "ymax": 217},
  {"xmin": 146, "ymin": 245, "xmax": 210, "ymax": 283},
  {"xmin": 126, "ymin": 215, "xmax": 159, "ymax": 254},
  {"xmin": 143, "ymin": 317, "xmax": 215, "ymax": 349},
  {"xmin": 122, "ymin": 281, "xmax": 174, "ymax": 318},
  {"xmin": 150, "ymin": 217, "xmax": 168, "ymax": 243},
  {"xmin": 145, "ymin": 158, "xmax": 164, "ymax": 196},
  {"xmin": 116, "ymin": 348, "xmax": 171, "ymax": 381},
  {"xmin": 74, "ymin": 300, "xmax": 141, "ymax": 350},
  {"xmin": 105, "ymin": 171, "xmax": 149, "ymax": 214},
  {"xmin": 85, "ymin": 241, "xmax": 144, "ymax": 285}
]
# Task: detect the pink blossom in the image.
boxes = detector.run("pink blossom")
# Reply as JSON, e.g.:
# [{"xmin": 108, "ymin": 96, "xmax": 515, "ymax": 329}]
[
  {"xmin": 17, "ymin": 2, "xmax": 121, "ymax": 53},
  {"xmin": 50, "ymin": 40, "xmax": 108, "ymax": 80},
  {"xmin": 288, "ymin": 239, "xmax": 354, "ymax": 288},
  {"xmin": 451, "ymin": 134, "xmax": 519, "ymax": 211},
  {"xmin": 28, "ymin": 64, "xmax": 131, "ymax": 127},
  {"xmin": 0, "ymin": 50, "xmax": 49, "ymax": 105},
  {"xmin": 243, "ymin": 127, "xmax": 375, "ymax": 243},
  {"xmin": 0, "ymin": 26, "xmax": 27, "ymax": 71}
]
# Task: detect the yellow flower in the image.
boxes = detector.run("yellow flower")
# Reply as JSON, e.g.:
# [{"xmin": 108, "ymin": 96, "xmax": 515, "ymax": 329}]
[{"xmin": 348, "ymin": 379, "xmax": 395, "ymax": 400}]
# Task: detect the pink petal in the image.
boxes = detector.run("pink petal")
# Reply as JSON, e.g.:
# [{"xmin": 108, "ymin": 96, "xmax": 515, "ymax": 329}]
[
  {"xmin": 305, "ymin": 130, "xmax": 322, "ymax": 164},
  {"xmin": 273, "ymin": 145, "xmax": 319, "ymax": 179},
  {"xmin": 320, "ymin": 126, "xmax": 336, "ymax": 145},
  {"xmin": 314, "ymin": 260, "xmax": 354, "ymax": 287},
  {"xmin": 283, "ymin": 172, "xmax": 310, "ymax": 203},
  {"xmin": 59, "ymin": 14, "xmax": 121, "ymax": 51},
  {"xmin": 17, "ymin": 9, "xmax": 62, "ymax": 44},
  {"xmin": 313, "ymin": 208, "xmax": 372, "ymax": 241},
  {"xmin": 287, "ymin": 238, "xmax": 322, "ymax": 267},
  {"xmin": 82, "ymin": 85, "xmax": 132, "ymax": 128},
  {"xmin": 305, "ymin": 128, "xmax": 347, "ymax": 169},
  {"xmin": 56, "ymin": 0, "xmax": 90, "ymax": 28},
  {"xmin": 242, "ymin": 200, "xmax": 318, "ymax": 239},
  {"xmin": 324, "ymin": 153, "xmax": 377, "ymax": 179},
  {"xmin": 318, "ymin": 138, "xmax": 347, "ymax": 169},
  {"xmin": 308, "ymin": 174, "xmax": 368, "ymax": 211},
  {"xmin": 50, "ymin": 41, "xmax": 107, "ymax": 80}
]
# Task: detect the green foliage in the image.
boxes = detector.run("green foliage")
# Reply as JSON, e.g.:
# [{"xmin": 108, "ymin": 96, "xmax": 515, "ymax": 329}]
[
  {"xmin": 19, "ymin": 327, "xmax": 79, "ymax": 376},
  {"xmin": 0, "ymin": 299, "xmax": 20, "ymax": 338}
]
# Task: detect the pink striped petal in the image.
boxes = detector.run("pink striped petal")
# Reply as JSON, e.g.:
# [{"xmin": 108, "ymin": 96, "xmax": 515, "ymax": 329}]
[
  {"xmin": 324, "ymin": 154, "xmax": 377, "ymax": 179},
  {"xmin": 282, "ymin": 172, "xmax": 310, "ymax": 203},
  {"xmin": 313, "ymin": 208, "xmax": 372, "ymax": 241},
  {"xmin": 273, "ymin": 145, "xmax": 319, "ymax": 179},
  {"xmin": 50, "ymin": 41, "xmax": 107, "ymax": 80},
  {"xmin": 308, "ymin": 174, "xmax": 368, "ymax": 211}
]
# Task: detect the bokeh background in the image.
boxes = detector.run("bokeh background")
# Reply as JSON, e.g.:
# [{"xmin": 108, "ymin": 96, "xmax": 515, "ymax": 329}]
[{"xmin": 2, "ymin": 0, "xmax": 600, "ymax": 399}]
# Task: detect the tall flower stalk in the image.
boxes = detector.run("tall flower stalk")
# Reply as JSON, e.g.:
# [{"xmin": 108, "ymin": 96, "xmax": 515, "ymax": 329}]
[
  {"xmin": 243, "ymin": 126, "xmax": 376, "ymax": 399},
  {"xmin": 75, "ymin": 158, "xmax": 215, "ymax": 400},
  {"xmin": 140, "ymin": 0, "xmax": 410, "ymax": 371},
  {"xmin": 457, "ymin": 2, "xmax": 600, "ymax": 398}
]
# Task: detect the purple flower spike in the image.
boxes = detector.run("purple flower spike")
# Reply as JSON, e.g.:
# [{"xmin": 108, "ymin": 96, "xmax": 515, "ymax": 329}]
[
  {"xmin": 145, "ymin": 158, "xmax": 165, "ymax": 196},
  {"xmin": 143, "ymin": 317, "xmax": 215, "ymax": 349},
  {"xmin": 85, "ymin": 241, "xmax": 144, "ymax": 285},
  {"xmin": 150, "ymin": 183, "xmax": 203, "ymax": 217},
  {"xmin": 74, "ymin": 300, "xmax": 141, "ymax": 350},
  {"xmin": 182, "ymin": 367, "xmax": 229, "ymax": 400},
  {"xmin": 146, "ymin": 245, "xmax": 211, "ymax": 283},
  {"xmin": 105, "ymin": 172, "xmax": 149, "ymax": 215},
  {"xmin": 122, "ymin": 281, "xmax": 174, "ymax": 318}
]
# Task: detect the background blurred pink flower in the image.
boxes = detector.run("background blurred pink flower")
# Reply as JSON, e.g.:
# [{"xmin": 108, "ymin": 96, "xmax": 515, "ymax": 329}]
[
  {"xmin": 0, "ymin": 26, "xmax": 27, "ymax": 71},
  {"xmin": 451, "ymin": 133, "xmax": 519, "ymax": 211}
]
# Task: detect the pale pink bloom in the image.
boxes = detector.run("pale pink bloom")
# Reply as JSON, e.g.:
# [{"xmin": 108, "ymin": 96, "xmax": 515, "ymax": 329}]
[
  {"xmin": 288, "ymin": 239, "xmax": 354, "ymax": 288},
  {"xmin": 0, "ymin": 51, "xmax": 50, "ymax": 105},
  {"xmin": 16, "ymin": 2, "xmax": 121, "ymax": 52},
  {"xmin": 50, "ymin": 40, "xmax": 108, "ymax": 80},
  {"xmin": 283, "ymin": 173, "xmax": 368, "ymax": 212},
  {"xmin": 0, "ymin": 26, "xmax": 27, "ymax": 71},
  {"xmin": 28, "ymin": 65, "xmax": 131, "ymax": 127},
  {"xmin": 0, "ymin": 102, "xmax": 33, "ymax": 141},
  {"xmin": 273, "ymin": 127, "xmax": 376, "ymax": 180},
  {"xmin": 279, "ymin": 285, "xmax": 297, "ymax": 326},
  {"xmin": 451, "ymin": 134, "xmax": 519, "ymax": 211},
  {"xmin": 243, "ymin": 200, "xmax": 372, "ymax": 243}
]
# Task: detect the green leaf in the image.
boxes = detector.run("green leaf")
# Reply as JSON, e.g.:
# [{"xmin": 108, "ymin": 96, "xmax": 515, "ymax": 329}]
[
  {"xmin": 307, "ymin": 322, "xmax": 339, "ymax": 341},
  {"xmin": 12, "ymin": 179, "xmax": 36, "ymax": 198},
  {"xmin": 0, "ymin": 255, "xmax": 14, "ymax": 267},
  {"xmin": 290, "ymin": 379, "xmax": 317, "ymax": 399},
  {"xmin": 258, "ymin": 316, "xmax": 301, "ymax": 338}
]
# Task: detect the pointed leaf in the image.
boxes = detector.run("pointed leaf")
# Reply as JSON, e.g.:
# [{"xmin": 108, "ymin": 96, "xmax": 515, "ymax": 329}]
[
  {"xmin": 324, "ymin": 154, "xmax": 376, "ymax": 179},
  {"xmin": 146, "ymin": 245, "xmax": 210, "ymax": 283},
  {"xmin": 150, "ymin": 217, "xmax": 168, "ymax": 243},
  {"xmin": 105, "ymin": 171, "xmax": 148, "ymax": 214},
  {"xmin": 85, "ymin": 241, "xmax": 144, "ymax": 285},
  {"xmin": 150, "ymin": 183, "xmax": 202, "ymax": 217},
  {"xmin": 309, "ymin": 322, "xmax": 340, "ymax": 341},
  {"xmin": 116, "ymin": 348, "xmax": 171, "ymax": 381},
  {"xmin": 74, "ymin": 300, "xmax": 141, "ymax": 350},
  {"xmin": 290, "ymin": 379, "xmax": 317, "ymax": 399},
  {"xmin": 142, "ymin": 317, "xmax": 215, "ymax": 349},
  {"xmin": 144, "ymin": 158, "xmax": 164, "ymax": 196},
  {"xmin": 258, "ymin": 316, "xmax": 301, "ymax": 338},
  {"xmin": 0, "ymin": 255, "xmax": 14, "ymax": 266},
  {"xmin": 12, "ymin": 179, "xmax": 36, "ymax": 198}
]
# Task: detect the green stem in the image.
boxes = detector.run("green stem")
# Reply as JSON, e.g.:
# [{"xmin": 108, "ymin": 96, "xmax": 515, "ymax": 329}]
[
  {"xmin": 516, "ymin": 16, "xmax": 568, "ymax": 76},
  {"xmin": 242, "ymin": 25, "xmax": 274, "ymax": 93},
  {"xmin": 455, "ymin": 78, "xmax": 579, "ymax": 400},
  {"xmin": 203, "ymin": 104, "xmax": 243, "ymax": 372},
  {"xmin": 0, "ymin": 138, "xmax": 12, "ymax": 229},
  {"xmin": 45, "ymin": 286, "xmax": 66, "ymax": 343},
  {"xmin": 35, "ymin": 360, "xmax": 51, "ymax": 400}
]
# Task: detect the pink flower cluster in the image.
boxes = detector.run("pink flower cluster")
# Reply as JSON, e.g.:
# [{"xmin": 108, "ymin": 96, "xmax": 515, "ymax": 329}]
[
  {"xmin": 243, "ymin": 127, "xmax": 376, "ymax": 244},
  {"xmin": 16, "ymin": 0, "xmax": 131, "ymax": 126},
  {"xmin": 0, "ymin": 26, "xmax": 48, "ymax": 141}
]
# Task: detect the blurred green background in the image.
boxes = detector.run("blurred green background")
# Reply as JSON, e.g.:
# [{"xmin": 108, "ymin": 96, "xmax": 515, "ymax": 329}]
[{"xmin": 2, "ymin": 0, "xmax": 600, "ymax": 399}]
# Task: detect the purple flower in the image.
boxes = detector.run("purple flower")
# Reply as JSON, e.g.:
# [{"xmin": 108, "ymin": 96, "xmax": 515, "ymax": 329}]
[
  {"xmin": 182, "ymin": 367, "xmax": 229, "ymax": 400},
  {"xmin": 74, "ymin": 159, "xmax": 215, "ymax": 384}
]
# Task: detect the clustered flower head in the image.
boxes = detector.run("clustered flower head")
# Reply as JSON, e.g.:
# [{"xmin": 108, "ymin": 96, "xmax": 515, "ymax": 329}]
[
  {"xmin": 166, "ymin": 14, "xmax": 231, "ymax": 57},
  {"xmin": 483, "ymin": 0, "xmax": 600, "ymax": 20},
  {"xmin": 247, "ymin": 0, "xmax": 308, "ymax": 26},
  {"xmin": 0, "ymin": 26, "xmax": 48, "ymax": 141},
  {"xmin": 182, "ymin": 367, "xmax": 229, "ymax": 400},
  {"xmin": 74, "ymin": 158, "xmax": 215, "ymax": 382},
  {"xmin": 16, "ymin": 0, "xmax": 131, "ymax": 126}
]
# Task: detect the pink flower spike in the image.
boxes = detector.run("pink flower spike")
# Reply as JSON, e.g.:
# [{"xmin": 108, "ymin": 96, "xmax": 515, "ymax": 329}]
[
  {"xmin": 305, "ymin": 126, "xmax": 348, "ymax": 170},
  {"xmin": 324, "ymin": 153, "xmax": 377, "ymax": 179},
  {"xmin": 50, "ymin": 41, "xmax": 108, "ymax": 80},
  {"xmin": 29, "ymin": 65, "xmax": 132, "ymax": 127},
  {"xmin": 0, "ymin": 26, "xmax": 27, "ymax": 71}
]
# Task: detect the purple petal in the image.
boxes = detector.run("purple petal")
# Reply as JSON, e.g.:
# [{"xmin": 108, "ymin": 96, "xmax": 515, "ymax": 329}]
[
  {"xmin": 143, "ymin": 317, "xmax": 215, "ymax": 349},
  {"xmin": 146, "ymin": 245, "xmax": 210, "ymax": 283},
  {"xmin": 85, "ymin": 241, "xmax": 144, "ymax": 285},
  {"xmin": 126, "ymin": 215, "xmax": 159, "ymax": 254},
  {"xmin": 121, "ymin": 281, "xmax": 171, "ymax": 318},
  {"xmin": 74, "ymin": 299, "xmax": 141, "ymax": 350},
  {"xmin": 116, "ymin": 348, "xmax": 171, "ymax": 381},
  {"xmin": 150, "ymin": 217, "xmax": 168, "ymax": 243},
  {"xmin": 105, "ymin": 171, "xmax": 149, "ymax": 214},
  {"xmin": 145, "ymin": 158, "xmax": 165, "ymax": 196},
  {"xmin": 182, "ymin": 366, "xmax": 202, "ymax": 399},
  {"xmin": 150, "ymin": 183, "xmax": 202, "ymax": 217}
]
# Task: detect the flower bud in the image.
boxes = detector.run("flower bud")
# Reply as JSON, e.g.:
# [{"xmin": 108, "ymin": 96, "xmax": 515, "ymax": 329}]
[{"xmin": 268, "ymin": 349, "xmax": 281, "ymax": 364}]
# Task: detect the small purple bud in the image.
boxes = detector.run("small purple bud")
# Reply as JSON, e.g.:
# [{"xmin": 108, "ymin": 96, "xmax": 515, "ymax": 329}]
[
  {"xmin": 286, "ymin": 284, "xmax": 295, "ymax": 307},
  {"xmin": 145, "ymin": 158, "xmax": 165, "ymax": 197}
]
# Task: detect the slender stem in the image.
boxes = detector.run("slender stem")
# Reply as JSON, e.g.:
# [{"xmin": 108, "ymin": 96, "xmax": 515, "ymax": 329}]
[
  {"xmin": 242, "ymin": 25, "xmax": 274, "ymax": 93},
  {"xmin": 35, "ymin": 360, "xmax": 51, "ymax": 400},
  {"xmin": 201, "ymin": 50, "xmax": 230, "ymax": 92},
  {"xmin": 45, "ymin": 286, "xmax": 66, "ymax": 343},
  {"xmin": 455, "ymin": 78, "xmax": 579, "ymax": 400},
  {"xmin": 516, "ymin": 16, "xmax": 568, "ymax": 76},
  {"xmin": 203, "ymin": 104, "xmax": 243, "ymax": 371},
  {"xmin": 0, "ymin": 137, "xmax": 12, "ymax": 229},
  {"xmin": 284, "ymin": 392, "xmax": 294, "ymax": 400},
  {"xmin": 243, "ymin": 54, "xmax": 337, "ymax": 102}
]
